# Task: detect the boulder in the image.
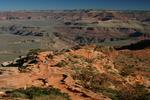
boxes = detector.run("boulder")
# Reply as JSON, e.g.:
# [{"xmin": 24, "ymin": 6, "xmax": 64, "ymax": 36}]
[
  {"xmin": 22, "ymin": 62, "xmax": 29, "ymax": 67},
  {"xmin": 13, "ymin": 57, "xmax": 21, "ymax": 62},
  {"xmin": 20, "ymin": 56, "xmax": 27, "ymax": 59},
  {"xmin": 1, "ymin": 61, "xmax": 13, "ymax": 67}
]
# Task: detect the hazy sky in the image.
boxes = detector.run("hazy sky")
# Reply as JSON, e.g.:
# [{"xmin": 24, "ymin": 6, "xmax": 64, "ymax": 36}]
[{"xmin": 0, "ymin": 0, "xmax": 149, "ymax": 11}]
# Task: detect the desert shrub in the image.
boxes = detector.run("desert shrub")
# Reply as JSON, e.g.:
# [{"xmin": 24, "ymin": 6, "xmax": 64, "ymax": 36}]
[
  {"xmin": 33, "ymin": 95, "xmax": 69, "ymax": 100},
  {"xmin": 53, "ymin": 60, "xmax": 68, "ymax": 67},
  {"xmin": 72, "ymin": 66, "xmax": 109, "ymax": 92},
  {"xmin": 72, "ymin": 66, "xmax": 123, "ymax": 99},
  {"xmin": 100, "ymin": 88, "xmax": 120, "ymax": 100},
  {"xmin": 104, "ymin": 65, "xmax": 112, "ymax": 69},
  {"xmin": 117, "ymin": 85, "xmax": 150, "ymax": 100},
  {"xmin": 114, "ymin": 52, "xmax": 150, "ymax": 76},
  {"xmin": 94, "ymin": 46, "xmax": 114, "ymax": 53},
  {"xmin": 120, "ymin": 65, "xmax": 134, "ymax": 76},
  {"xmin": 92, "ymin": 84, "xmax": 150, "ymax": 100},
  {"xmin": 8, "ymin": 91, "xmax": 27, "ymax": 98},
  {"xmin": 114, "ymin": 54, "xmax": 140, "ymax": 76},
  {"xmin": 27, "ymin": 49, "xmax": 42, "ymax": 56},
  {"xmin": 84, "ymin": 57, "xmax": 95, "ymax": 63},
  {"xmin": 7, "ymin": 87, "xmax": 70, "ymax": 100},
  {"xmin": 47, "ymin": 54, "xmax": 53, "ymax": 59}
]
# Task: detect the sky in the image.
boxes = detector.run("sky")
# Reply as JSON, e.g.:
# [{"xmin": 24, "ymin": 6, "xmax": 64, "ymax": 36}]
[{"xmin": 0, "ymin": 0, "xmax": 149, "ymax": 11}]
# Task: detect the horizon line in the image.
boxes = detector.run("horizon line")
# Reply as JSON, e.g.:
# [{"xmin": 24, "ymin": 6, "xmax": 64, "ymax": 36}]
[{"xmin": 0, "ymin": 8, "xmax": 149, "ymax": 12}]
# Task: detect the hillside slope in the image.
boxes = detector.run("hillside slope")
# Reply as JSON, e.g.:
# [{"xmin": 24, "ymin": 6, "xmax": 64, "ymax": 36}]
[{"xmin": 0, "ymin": 45, "xmax": 150, "ymax": 100}]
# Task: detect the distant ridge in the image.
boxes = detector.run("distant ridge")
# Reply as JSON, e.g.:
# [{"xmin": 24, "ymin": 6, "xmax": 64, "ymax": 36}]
[{"xmin": 116, "ymin": 39, "xmax": 150, "ymax": 50}]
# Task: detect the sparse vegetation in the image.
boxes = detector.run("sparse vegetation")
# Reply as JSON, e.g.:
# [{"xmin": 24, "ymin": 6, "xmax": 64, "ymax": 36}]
[
  {"xmin": 72, "ymin": 66, "xmax": 108, "ymax": 92},
  {"xmin": 117, "ymin": 85, "xmax": 150, "ymax": 100},
  {"xmin": 94, "ymin": 46, "xmax": 114, "ymax": 53},
  {"xmin": 114, "ymin": 50, "xmax": 150, "ymax": 77},
  {"xmin": 72, "ymin": 64, "xmax": 150, "ymax": 100}
]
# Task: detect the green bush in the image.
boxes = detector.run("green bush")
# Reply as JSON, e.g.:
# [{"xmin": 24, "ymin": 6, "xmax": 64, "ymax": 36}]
[
  {"xmin": 7, "ymin": 87, "xmax": 70, "ymax": 100},
  {"xmin": 33, "ymin": 95, "xmax": 69, "ymax": 100}
]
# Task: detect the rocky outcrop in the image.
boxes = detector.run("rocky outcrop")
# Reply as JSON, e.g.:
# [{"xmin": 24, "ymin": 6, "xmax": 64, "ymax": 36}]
[
  {"xmin": 1, "ymin": 54, "xmax": 37, "ymax": 68},
  {"xmin": 1, "ymin": 61, "xmax": 13, "ymax": 67}
]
